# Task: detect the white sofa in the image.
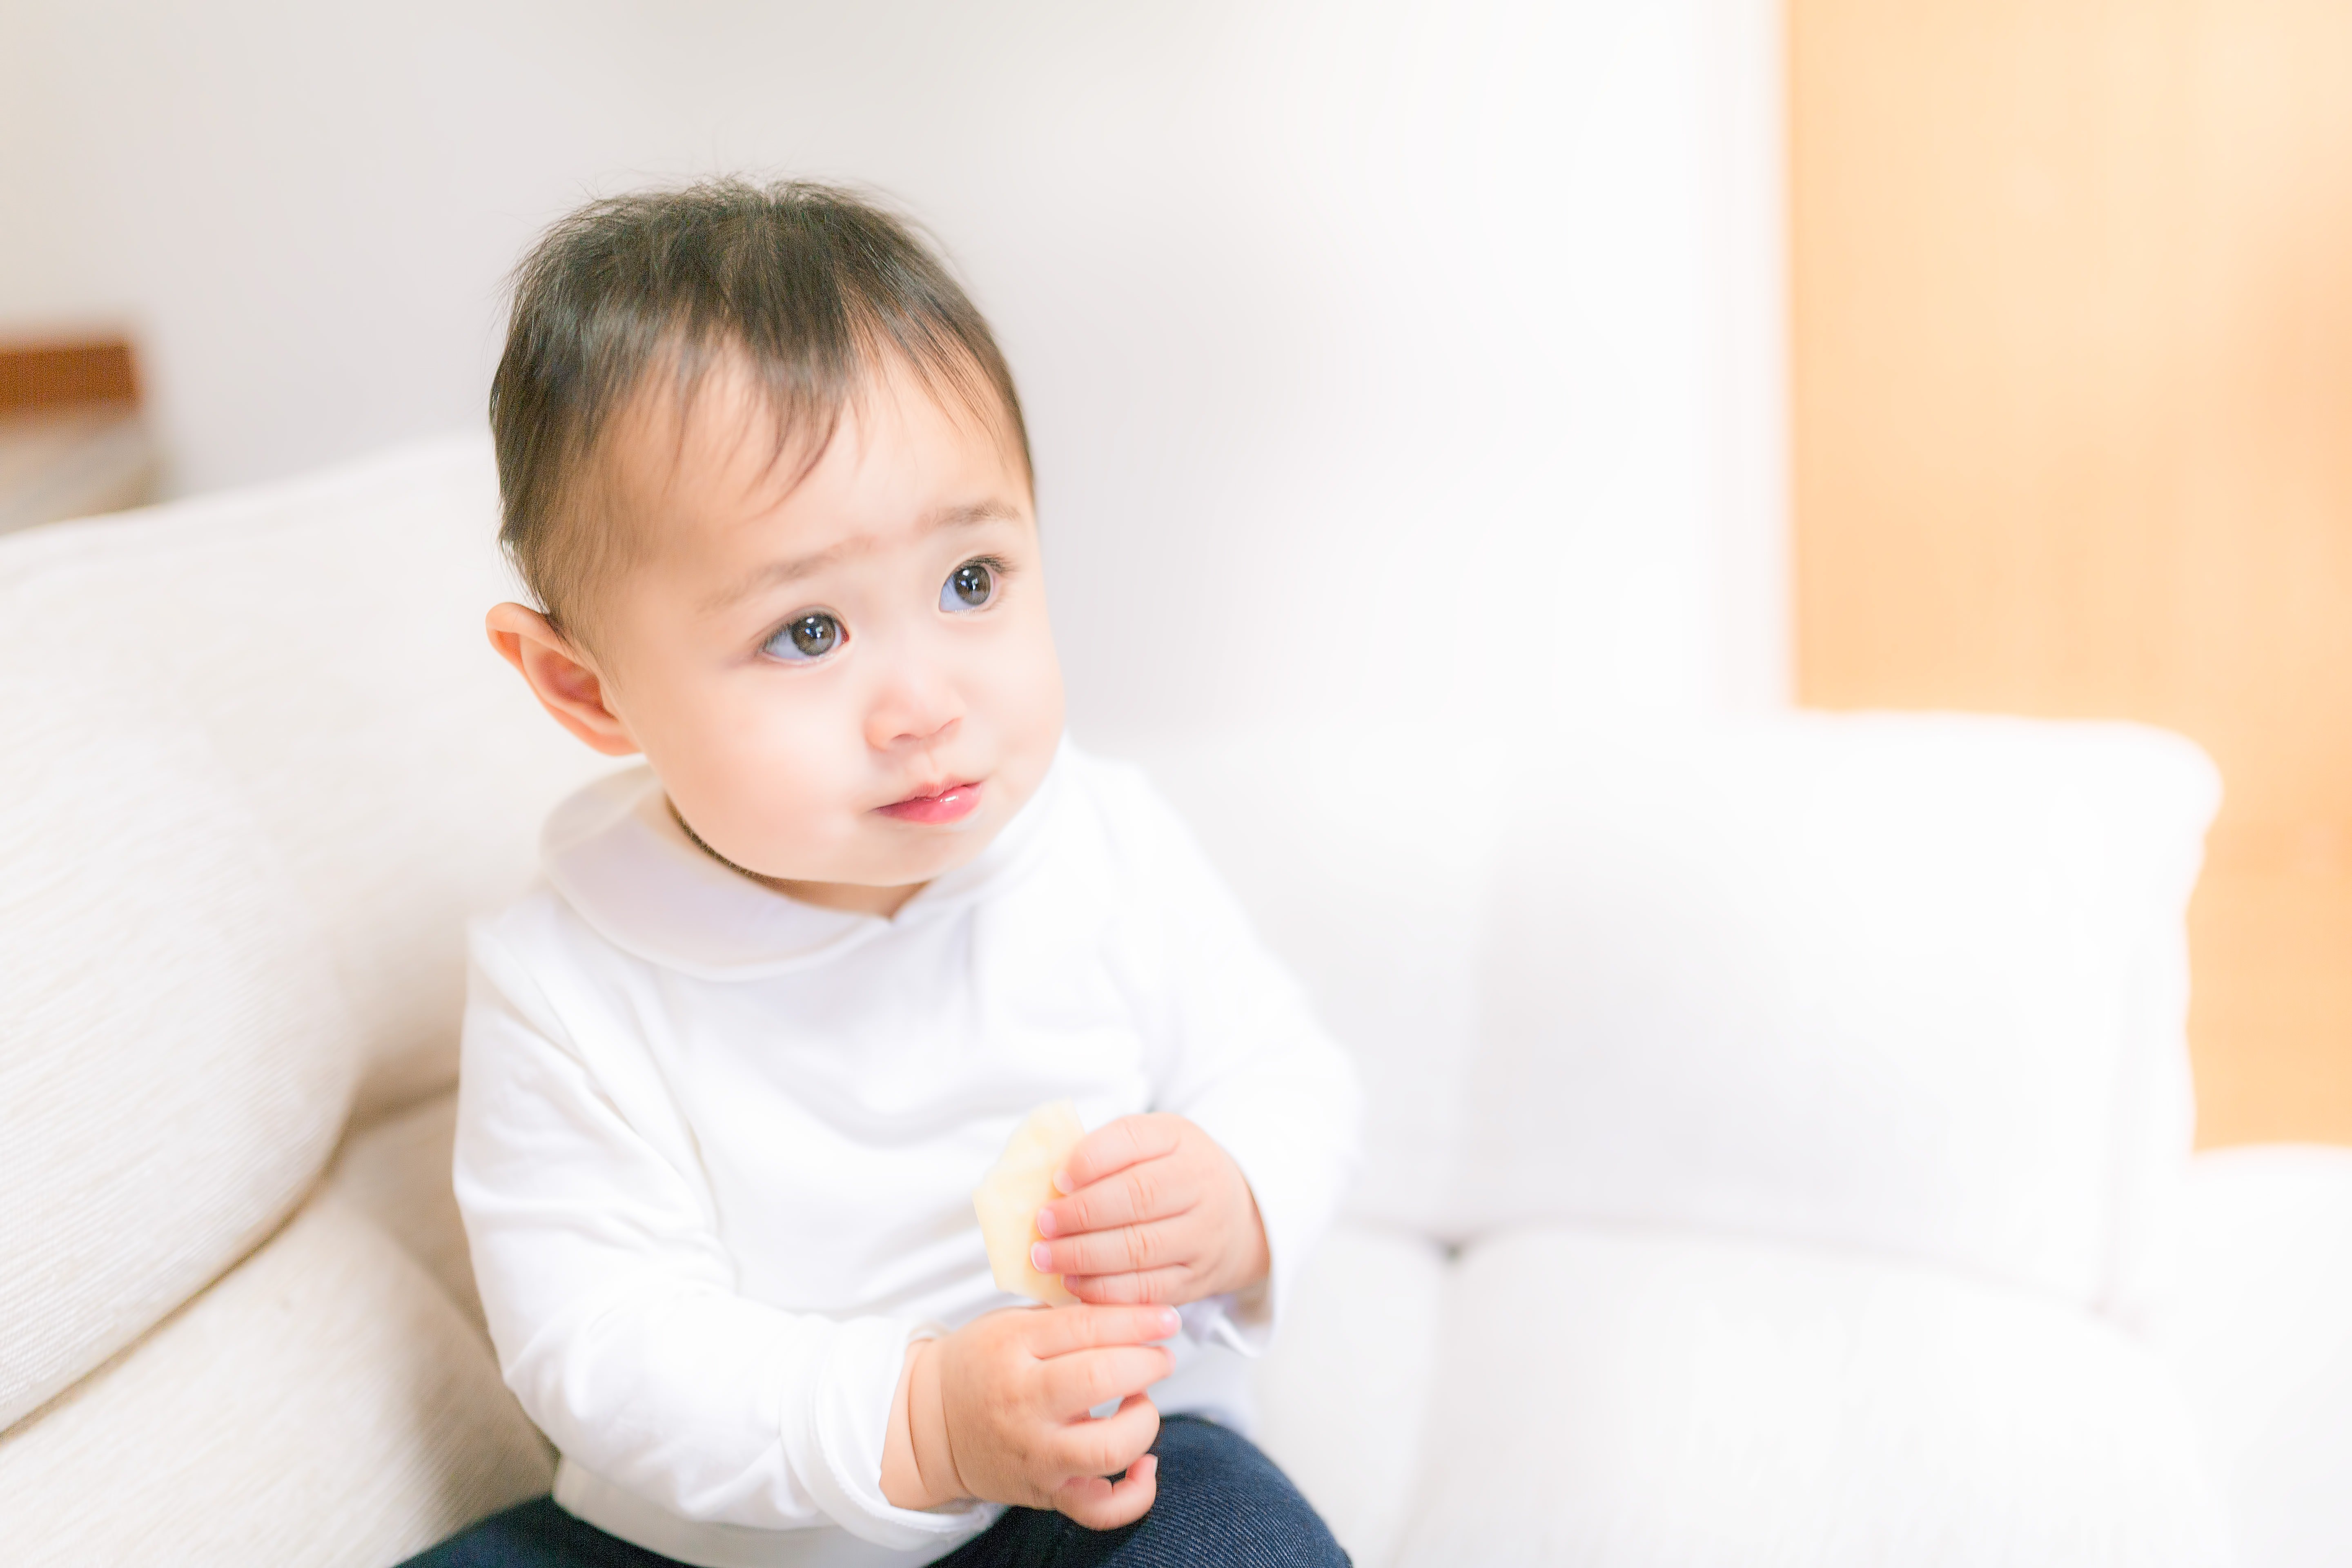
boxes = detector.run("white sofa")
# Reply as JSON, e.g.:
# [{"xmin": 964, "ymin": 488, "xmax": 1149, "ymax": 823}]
[{"xmin": 3, "ymin": 440, "xmax": 2349, "ymax": 1567}]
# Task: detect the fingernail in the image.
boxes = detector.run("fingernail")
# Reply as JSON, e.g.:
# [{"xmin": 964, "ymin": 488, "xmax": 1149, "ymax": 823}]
[
  {"xmin": 1034, "ymin": 1207, "xmax": 1057, "ymax": 1238},
  {"xmin": 1156, "ymin": 1306, "xmax": 1180, "ymax": 1334},
  {"xmin": 1031, "ymin": 1242, "xmax": 1053, "ymax": 1272},
  {"xmin": 1051, "ymin": 1168, "xmax": 1073, "ymax": 1195},
  {"xmin": 1136, "ymin": 1455, "xmax": 1158, "ymax": 1480}
]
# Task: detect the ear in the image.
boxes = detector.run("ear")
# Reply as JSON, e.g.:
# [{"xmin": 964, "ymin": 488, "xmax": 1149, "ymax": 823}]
[{"xmin": 486, "ymin": 602, "xmax": 641, "ymax": 757}]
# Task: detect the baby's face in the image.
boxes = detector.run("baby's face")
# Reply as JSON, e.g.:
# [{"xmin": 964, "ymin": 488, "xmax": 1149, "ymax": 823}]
[{"xmin": 586, "ymin": 359, "xmax": 1063, "ymax": 910}]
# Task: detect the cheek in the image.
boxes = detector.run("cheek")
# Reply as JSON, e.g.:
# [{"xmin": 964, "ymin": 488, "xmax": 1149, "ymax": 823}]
[
  {"xmin": 641, "ymin": 672, "xmax": 865, "ymax": 856},
  {"xmin": 978, "ymin": 606, "xmax": 1066, "ymax": 744}
]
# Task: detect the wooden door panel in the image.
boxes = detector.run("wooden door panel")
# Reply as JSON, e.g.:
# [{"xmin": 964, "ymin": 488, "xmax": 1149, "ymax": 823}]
[{"xmin": 1791, "ymin": 0, "xmax": 2352, "ymax": 1146}]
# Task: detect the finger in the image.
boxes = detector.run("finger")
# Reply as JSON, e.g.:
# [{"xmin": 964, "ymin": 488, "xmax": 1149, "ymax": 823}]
[
  {"xmin": 1054, "ymin": 1454, "xmax": 1158, "ymax": 1531},
  {"xmin": 1063, "ymin": 1266, "xmax": 1194, "ymax": 1306},
  {"xmin": 1057, "ymin": 1114, "xmax": 1185, "ymax": 1195},
  {"xmin": 1038, "ymin": 1157, "xmax": 1200, "ymax": 1239},
  {"xmin": 1038, "ymin": 1344, "xmax": 1174, "ymax": 1417},
  {"xmin": 1028, "ymin": 1303, "xmax": 1182, "ymax": 1355},
  {"xmin": 1052, "ymin": 1392, "xmax": 1161, "ymax": 1481},
  {"xmin": 1033, "ymin": 1218, "xmax": 1188, "ymax": 1281}
]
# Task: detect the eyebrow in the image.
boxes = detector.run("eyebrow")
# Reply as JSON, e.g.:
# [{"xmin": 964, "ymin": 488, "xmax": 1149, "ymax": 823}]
[{"xmin": 701, "ymin": 499, "xmax": 1023, "ymax": 615}]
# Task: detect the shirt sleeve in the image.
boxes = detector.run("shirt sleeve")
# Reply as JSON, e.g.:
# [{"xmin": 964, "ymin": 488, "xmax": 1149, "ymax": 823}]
[
  {"xmin": 454, "ymin": 912, "xmax": 993, "ymax": 1548},
  {"xmin": 1098, "ymin": 767, "xmax": 1365, "ymax": 1353}
]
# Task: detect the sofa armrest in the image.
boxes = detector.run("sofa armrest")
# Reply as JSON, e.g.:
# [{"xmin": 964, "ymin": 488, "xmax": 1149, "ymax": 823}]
[
  {"xmin": 0, "ymin": 1193, "xmax": 548, "ymax": 1564},
  {"xmin": 2155, "ymin": 1146, "xmax": 2352, "ymax": 1568}
]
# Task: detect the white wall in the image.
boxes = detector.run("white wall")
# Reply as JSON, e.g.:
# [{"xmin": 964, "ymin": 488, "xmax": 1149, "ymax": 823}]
[{"xmin": 0, "ymin": 0, "xmax": 1786, "ymax": 740}]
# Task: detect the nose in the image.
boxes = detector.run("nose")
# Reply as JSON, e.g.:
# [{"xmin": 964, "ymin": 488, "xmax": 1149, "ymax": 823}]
[{"xmin": 863, "ymin": 651, "xmax": 965, "ymax": 752}]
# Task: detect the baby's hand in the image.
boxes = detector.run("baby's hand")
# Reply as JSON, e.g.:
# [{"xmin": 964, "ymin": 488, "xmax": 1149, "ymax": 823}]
[
  {"xmin": 1033, "ymin": 1114, "xmax": 1270, "ymax": 1306},
  {"xmin": 885, "ymin": 1303, "xmax": 1175, "ymax": 1528}
]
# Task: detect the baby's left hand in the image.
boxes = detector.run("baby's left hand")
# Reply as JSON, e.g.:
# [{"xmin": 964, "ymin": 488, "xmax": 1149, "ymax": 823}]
[{"xmin": 1031, "ymin": 1114, "xmax": 1269, "ymax": 1307}]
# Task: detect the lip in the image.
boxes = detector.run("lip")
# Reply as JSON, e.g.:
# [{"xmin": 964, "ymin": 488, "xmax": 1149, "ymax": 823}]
[{"xmin": 875, "ymin": 779, "xmax": 984, "ymax": 825}]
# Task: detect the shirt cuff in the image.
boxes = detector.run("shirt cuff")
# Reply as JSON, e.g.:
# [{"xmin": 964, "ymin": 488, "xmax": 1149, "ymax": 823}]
[
  {"xmin": 1177, "ymin": 1291, "xmax": 1272, "ymax": 1357},
  {"xmin": 780, "ymin": 1316, "xmax": 1000, "ymax": 1552}
]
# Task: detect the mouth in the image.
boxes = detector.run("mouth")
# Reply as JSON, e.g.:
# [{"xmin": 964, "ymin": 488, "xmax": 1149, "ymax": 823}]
[{"xmin": 874, "ymin": 779, "xmax": 984, "ymax": 826}]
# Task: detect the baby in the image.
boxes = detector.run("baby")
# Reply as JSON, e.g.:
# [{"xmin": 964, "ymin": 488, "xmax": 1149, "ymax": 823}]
[{"xmin": 411, "ymin": 181, "xmax": 1360, "ymax": 1568}]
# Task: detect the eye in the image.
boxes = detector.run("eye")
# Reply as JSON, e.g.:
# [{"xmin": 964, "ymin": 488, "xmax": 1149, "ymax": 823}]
[
  {"xmin": 761, "ymin": 611, "xmax": 844, "ymax": 662},
  {"xmin": 941, "ymin": 559, "xmax": 997, "ymax": 613}
]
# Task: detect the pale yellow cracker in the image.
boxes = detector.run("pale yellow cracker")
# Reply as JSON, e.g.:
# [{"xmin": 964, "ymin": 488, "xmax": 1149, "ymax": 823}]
[{"xmin": 972, "ymin": 1100, "xmax": 1086, "ymax": 1305}]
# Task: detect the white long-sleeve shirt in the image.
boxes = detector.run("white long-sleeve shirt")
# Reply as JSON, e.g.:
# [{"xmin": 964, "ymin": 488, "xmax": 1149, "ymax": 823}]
[{"xmin": 454, "ymin": 739, "xmax": 1361, "ymax": 1568}]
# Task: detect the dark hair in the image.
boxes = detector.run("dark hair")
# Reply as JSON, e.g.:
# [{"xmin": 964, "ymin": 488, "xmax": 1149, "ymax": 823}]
[{"xmin": 488, "ymin": 178, "xmax": 1031, "ymax": 639}]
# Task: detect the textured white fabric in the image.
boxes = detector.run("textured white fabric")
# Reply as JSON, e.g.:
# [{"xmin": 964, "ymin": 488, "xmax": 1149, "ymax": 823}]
[
  {"xmin": 1399, "ymin": 1225, "xmax": 2230, "ymax": 1568},
  {"xmin": 457, "ymin": 745, "xmax": 1359, "ymax": 1565},
  {"xmin": 2156, "ymin": 1146, "xmax": 2352, "ymax": 1568},
  {"xmin": 0, "ymin": 654, "xmax": 359, "ymax": 1430},
  {"xmin": 0, "ymin": 436, "xmax": 615, "ymax": 1118},
  {"xmin": 0, "ymin": 1194, "xmax": 552, "ymax": 1567},
  {"xmin": 1143, "ymin": 716, "xmax": 2218, "ymax": 1316},
  {"xmin": 1249, "ymin": 1222, "xmax": 1452, "ymax": 1568},
  {"xmin": 324, "ymin": 1091, "xmax": 483, "ymax": 1329}
]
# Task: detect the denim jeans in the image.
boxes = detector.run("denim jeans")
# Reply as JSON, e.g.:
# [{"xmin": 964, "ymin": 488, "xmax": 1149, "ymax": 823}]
[{"xmin": 400, "ymin": 1416, "xmax": 1349, "ymax": 1568}]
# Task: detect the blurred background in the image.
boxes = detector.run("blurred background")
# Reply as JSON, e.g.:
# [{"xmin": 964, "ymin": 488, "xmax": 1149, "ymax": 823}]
[{"xmin": 0, "ymin": 0, "xmax": 2343, "ymax": 1150}]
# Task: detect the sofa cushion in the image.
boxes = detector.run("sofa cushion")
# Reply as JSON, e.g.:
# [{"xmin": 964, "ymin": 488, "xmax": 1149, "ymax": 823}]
[
  {"xmin": 1250, "ymin": 1222, "xmax": 1452, "ymax": 1568},
  {"xmin": 1467, "ymin": 717, "xmax": 2216, "ymax": 1316},
  {"xmin": 0, "ymin": 437, "xmax": 614, "ymax": 1119},
  {"xmin": 1396, "ymin": 1225, "xmax": 2229, "ymax": 1567},
  {"xmin": 1142, "ymin": 715, "xmax": 2217, "ymax": 1317},
  {"xmin": 0, "ymin": 1194, "xmax": 551, "ymax": 1566},
  {"xmin": 0, "ymin": 658, "xmax": 359, "ymax": 1431},
  {"xmin": 323, "ymin": 1090, "xmax": 483, "ymax": 1330},
  {"xmin": 2157, "ymin": 1145, "xmax": 2352, "ymax": 1568}
]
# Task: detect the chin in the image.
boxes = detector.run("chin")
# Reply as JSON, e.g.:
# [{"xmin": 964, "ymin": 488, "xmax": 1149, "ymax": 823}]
[{"xmin": 875, "ymin": 827, "xmax": 992, "ymax": 882}]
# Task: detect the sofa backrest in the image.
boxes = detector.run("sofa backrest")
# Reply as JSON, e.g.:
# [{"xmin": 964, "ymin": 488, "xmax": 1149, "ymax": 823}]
[
  {"xmin": 0, "ymin": 439, "xmax": 609, "ymax": 1430},
  {"xmin": 1137, "ymin": 718, "xmax": 2219, "ymax": 1326}
]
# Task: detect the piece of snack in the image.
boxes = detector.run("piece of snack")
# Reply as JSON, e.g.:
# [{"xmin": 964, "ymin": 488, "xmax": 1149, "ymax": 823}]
[{"xmin": 972, "ymin": 1100, "xmax": 1086, "ymax": 1305}]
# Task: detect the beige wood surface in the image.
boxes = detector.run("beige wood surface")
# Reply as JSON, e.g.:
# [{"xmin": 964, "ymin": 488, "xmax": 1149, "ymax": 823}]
[{"xmin": 1790, "ymin": 1, "xmax": 2352, "ymax": 1147}]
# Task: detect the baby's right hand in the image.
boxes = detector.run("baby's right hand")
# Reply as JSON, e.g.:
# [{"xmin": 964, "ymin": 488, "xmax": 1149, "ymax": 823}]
[{"xmin": 892, "ymin": 1303, "xmax": 1176, "ymax": 1528}]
